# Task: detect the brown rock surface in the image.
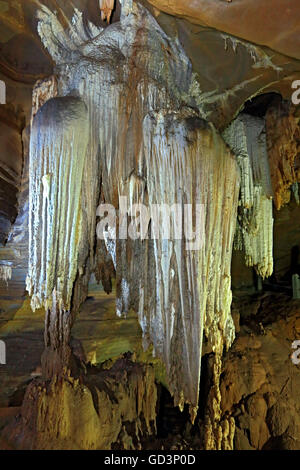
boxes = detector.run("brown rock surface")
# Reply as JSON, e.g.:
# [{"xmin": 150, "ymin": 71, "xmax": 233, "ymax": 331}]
[
  {"xmin": 147, "ymin": 0, "xmax": 300, "ymax": 60},
  {"xmin": 266, "ymin": 100, "xmax": 300, "ymax": 210},
  {"xmin": 219, "ymin": 293, "xmax": 300, "ymax": 450},
  {"xmin": 3, "ymin": 355, "xmax": 157, "ymax": 450},
  {"xmin": 0, "ymin": 1, "xmax": 299, "ymax": 131}
]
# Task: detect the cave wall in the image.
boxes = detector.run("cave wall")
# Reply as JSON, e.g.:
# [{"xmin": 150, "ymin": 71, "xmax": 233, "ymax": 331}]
[{"xmin": 0, "ymin": 0, "xmax": 299, "ymax": 451}]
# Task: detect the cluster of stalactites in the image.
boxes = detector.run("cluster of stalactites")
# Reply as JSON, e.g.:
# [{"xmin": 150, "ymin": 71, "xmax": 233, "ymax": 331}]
[
  {"xmin": 111, "ymin": 110, "xmax": 240, "ymax": 418},
  {"xmin": 99, "ymin": 0, "xmax": 115, "ymax": 22},
  {"xmin": 29, "ymin": 1, "xmax": 239, "ymax": 418},
  {"xmin": 223, "ymin": 114, "xmax": 274, "ymax": 279}
]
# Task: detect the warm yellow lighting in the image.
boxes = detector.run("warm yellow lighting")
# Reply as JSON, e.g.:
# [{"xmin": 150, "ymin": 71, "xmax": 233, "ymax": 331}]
[{"xmin": 99, "ymin": 0, "xmax": 115, "ymax": 23}]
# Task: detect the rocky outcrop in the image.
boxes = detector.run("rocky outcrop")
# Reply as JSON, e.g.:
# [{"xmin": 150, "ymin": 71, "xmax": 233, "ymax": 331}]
[
  {"xmin": 147, "ymin": 0, "xmax": 300, "ymax": 60},
  {"xmin": 218, "ymin": 293, "xmax": 300, "ymax": 450},
  {"xmin": 266, "ymin": 100, "xmax": 300, "ymax": 210},
  {"xmin": 4, "ymin": 356, "xmax": 157, "ymax": 450}
]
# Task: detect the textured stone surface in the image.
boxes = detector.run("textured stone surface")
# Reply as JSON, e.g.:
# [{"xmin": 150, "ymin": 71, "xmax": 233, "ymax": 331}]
[
  {"xmin": 0, "ymin": 280, "xmax": 162, "ymax": 404},
  {"xmin": 1, "ymin": 1, "xmax": 299, "ymax": 132},
  {"xmin": 273, "ymin": 198, "xmax": 300, "ymax": 282},
  {"xmin": 0, "ymin": 78, "xmax": 30, "ymax": 246},
  {"xmin": 3, "ymin": 356, "xmax": 157, "ymax": 450},
  {"xmin": 223, "ymin": 113, "xmax": 274, "ymax": 279},
  {"xmin": 266, "ymin": 100, "xmax": 300, "ymax": 210},
  {"xmin": 147, "ymin": 0, "xmax": 300, "ymax": 60},
  {"xmin": 219, "ymin": 292, "xmax": 300, "ymax": 450},
  {"xmin": 25, "ymin": 1, "xmax": 239, "ymax": 419},
  {"xmin": 141, "ymin": 6, "xmax": 300, "ymax": 130}
]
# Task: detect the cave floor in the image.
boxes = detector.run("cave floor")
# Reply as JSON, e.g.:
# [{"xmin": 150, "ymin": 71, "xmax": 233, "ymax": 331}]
[
  {"xmin": 0, "ymin": 280, "xmax": 145, "ymax": 408},
  {"xmin": 1, "ymin": 284, "xmax": 300, "ymax": 449}
]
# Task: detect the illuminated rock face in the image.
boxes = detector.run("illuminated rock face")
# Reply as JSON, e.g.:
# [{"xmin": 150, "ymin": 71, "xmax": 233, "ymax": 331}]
[
  {"xmin": 99, "ymin": 0, "xmax": 115, "ymax": 22},
  {"xmin": 147, "ymin": 0, "xmax": 300, "ymax": 60},
  {"xmin": 27, "ymin": 2, "xmax": 240, "ymax": 416},
  {"xmin": 16, "ymin": 356, "xmax": 157, "ymax": 450},
  {"xmin": 266, "ymin": 101, "xmax": 300, "ymax": 211},
  {"xmin": 27, "ymin": 93, "xmax": 91, "ymax": 377},
  {"xmin": 0, "ymin": 114, "xmax": 24, "ymax": 245},
  {"xmin": 115, "ymin": 111, "xmax": 239, "ymax": 417},
  {"xmin": 27, "ymin": 96, "xmax": 89, "ymax": 313},
  {"xmin": 223, "ymin": 114, "xmax": 274, "ymax": 279}
]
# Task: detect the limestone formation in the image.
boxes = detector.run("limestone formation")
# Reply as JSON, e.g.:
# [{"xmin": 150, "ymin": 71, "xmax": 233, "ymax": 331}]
[
  {"xmin": 0, "ymin": 0, "xmax": 300, "ymax": 452},
  {"xmin": 5, "ymin": 356, "xmax": 157, "ymax": 450},
  {"xmin": 147, "ymin": 0, "xmax": 300, "ymax": 60},
  {"xmin": 25, "ymin": 1, "xmax": 239, "ymax": 420},
  {"xmin": 266, "ymin": 101, "xmax": 300, "ymax": 210},
  {"xmin": 99, "ymin": 0, "xmax": 115, "ymax": 22},
  {"xmin": 223, "ymin": 114, "xmax": 274, "ymax": 279}
]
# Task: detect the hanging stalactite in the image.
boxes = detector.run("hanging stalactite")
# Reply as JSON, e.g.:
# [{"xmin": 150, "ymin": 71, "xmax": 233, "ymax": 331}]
[
  {"xmin": 27, "ymin": 94, "xmax": 90, "ymax": 376},
  {"xmin": 99, "ymin": 0, "xmax": 115, "ymax": 22},
  {"xmin": 223, "ymin": 113, "xmax": 274, "ymax": 279},
  {"xmin": 27, "ymin": 1, "xmax": 239, "ymax": 427}
]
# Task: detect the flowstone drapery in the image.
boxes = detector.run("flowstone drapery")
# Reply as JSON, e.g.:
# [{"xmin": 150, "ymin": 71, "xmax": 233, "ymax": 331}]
[{"xmin": 27, "ymin": 1, "xmax": 240, "ymax": 417}]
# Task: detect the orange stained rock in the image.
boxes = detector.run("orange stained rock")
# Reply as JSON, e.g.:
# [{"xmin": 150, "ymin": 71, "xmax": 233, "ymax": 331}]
[
  {"xmin": 266, "ymin": 102, "xmax": 300, "ymax": 210},
  {"xmin": 99, "ymin": 0, "xmax": 115, "ymax": 23}
]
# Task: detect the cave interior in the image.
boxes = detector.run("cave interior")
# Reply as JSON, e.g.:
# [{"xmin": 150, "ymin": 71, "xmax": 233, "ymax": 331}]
[{"xmin": 0, "ymin": 0, "xmax": 300, "ymax": 451}]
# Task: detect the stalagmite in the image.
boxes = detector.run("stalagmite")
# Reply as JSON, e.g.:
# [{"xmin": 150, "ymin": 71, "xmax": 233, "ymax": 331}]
[
  {"xmin": 26, "ymin": 1, "xmax": 240, "ymax": 422},
  {"xmin": 223, "ymin": 114, "xmax": 274, "ymax": 279}
]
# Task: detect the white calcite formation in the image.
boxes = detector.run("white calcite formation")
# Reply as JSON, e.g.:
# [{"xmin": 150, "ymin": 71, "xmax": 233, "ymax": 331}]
[
  {"xmin": 27, "ymin": 97, "xmax": 89, "ymax": 313},
  {"xmin": 0, "ymin": 264, "xmax": 12, "ymax": 282},
  {"xmin": 223, "ymin": 114, "xmax": 274, "ymax": 279},
  {"xmin": 27, "ymin": 1, "xmax": 240, "ymax": 416}
]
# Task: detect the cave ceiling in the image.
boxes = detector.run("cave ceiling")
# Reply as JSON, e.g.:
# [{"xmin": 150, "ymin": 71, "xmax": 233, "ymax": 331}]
[
  {"xmin": 0, "ymin": 0, "xmax": 299, "ymax": 129},
  {"xmin": 147, "ymin": 0, "xmax": 300, "ymax": 60}
]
